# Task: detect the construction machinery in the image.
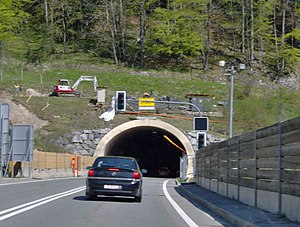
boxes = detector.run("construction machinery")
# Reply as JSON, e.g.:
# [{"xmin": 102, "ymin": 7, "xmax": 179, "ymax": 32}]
[{"xmin": 51, "ymin": 76, "xmax": 98, "ymax": 97}]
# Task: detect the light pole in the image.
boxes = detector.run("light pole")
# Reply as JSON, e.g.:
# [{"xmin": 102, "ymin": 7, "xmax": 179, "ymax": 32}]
[
  {"xmin": 229, "ymin": 65, "xmax": 234, "ymax": 138},
  {"xmin": 219, "ymin": 61, "xmax": 245, "ymax": 138}
]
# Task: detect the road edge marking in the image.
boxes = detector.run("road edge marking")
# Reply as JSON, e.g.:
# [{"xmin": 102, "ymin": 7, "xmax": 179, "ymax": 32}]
[
  {"xmin": 163, "ymin": 179, "xmax": 198, "ymax": 227},
  {"xmin": 0, "ymin": 177, "xmax": 84, "ymax": 187},
  {"xmin": 0, "ymin": 186, "xmax": 85, "ymax": 221}
]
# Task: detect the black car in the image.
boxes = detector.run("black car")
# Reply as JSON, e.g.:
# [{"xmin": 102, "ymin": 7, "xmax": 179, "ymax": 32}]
[
  {"xmin": 158, "ymin": 167, "xmax": 170, "ymax": 177},
  {"xmin": 85, "ymin": 156, "xmax": 146, "ymax": 202}
]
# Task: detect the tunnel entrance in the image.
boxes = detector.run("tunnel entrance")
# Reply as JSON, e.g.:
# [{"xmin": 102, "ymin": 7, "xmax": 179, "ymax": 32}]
[
  {"xmin": 105, "ymin": 127, "xmax": 183, "ymax": 177},
  {"xmin": 94, "ymin": 119, "xmax": 195, "ymax": 178}
]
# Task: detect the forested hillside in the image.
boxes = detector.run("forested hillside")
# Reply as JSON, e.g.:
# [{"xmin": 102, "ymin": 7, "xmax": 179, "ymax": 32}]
[{"xmin": 1, "ymin": 0, "xmax": 300, "ymax": 79}]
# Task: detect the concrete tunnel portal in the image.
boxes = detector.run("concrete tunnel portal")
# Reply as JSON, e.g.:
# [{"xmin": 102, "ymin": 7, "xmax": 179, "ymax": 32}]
[{"xmin": 94, "ymin": 120, "xmax": 195, "ymax": 178}]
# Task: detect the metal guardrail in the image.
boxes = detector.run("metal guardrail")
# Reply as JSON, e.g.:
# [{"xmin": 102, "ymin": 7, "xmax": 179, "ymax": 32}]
[{"xmin": 129, "ymin": 99, "xmax": 202, "ymax": 117}]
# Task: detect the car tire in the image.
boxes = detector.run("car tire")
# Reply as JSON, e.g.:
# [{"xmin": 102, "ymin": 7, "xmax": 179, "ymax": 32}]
[
  {"xmin": 134, "ymin": 194, "xmax": 142, "ymax": 202},
  {"xmin": 85, "ymin": 192, "xmax": 95, "ymax": 200}
]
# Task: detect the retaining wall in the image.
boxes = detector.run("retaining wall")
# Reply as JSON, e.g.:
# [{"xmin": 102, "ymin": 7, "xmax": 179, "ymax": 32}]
[{"xmin": 16, "ymin": 150, "xmax": 94, "ymax": 178}]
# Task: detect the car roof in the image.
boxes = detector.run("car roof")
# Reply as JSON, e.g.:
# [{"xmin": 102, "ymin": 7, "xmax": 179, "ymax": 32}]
[{"xmin": 95, "ymin": 156, "xmax": 136, "ymax": 160}]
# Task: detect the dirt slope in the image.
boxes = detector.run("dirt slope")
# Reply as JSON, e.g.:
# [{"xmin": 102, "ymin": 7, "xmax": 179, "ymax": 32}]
[{"xmin": 0, "ymin": 91, "xmax": 48, "ymax": 130}]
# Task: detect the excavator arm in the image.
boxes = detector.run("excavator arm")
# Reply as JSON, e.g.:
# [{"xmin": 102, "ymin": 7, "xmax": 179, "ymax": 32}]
[{"xmin": 72, "ymin": 76, "xmax": 98, "ymax": 92}]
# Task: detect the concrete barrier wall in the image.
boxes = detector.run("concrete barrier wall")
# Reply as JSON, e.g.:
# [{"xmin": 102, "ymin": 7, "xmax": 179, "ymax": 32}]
[
  {"xmin": 195, "ymin": 116, "xmax": 300, "ymax": 222},
  {"xmin": 31, "ymin": 150, "xmax": 94, "ymax": 169},
  {"xmin": 11, "ymin": 150, "xmax": 95, "ymax": 178}
]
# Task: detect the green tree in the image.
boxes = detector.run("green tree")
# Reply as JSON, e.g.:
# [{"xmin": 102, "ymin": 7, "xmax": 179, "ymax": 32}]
[
  {"xmin": 0, "ymin": 0, "xmax": 32, "ymax": 66},
  {"xmin": 3, "ymin": 0, "xmax": 299, "ymax": 78},
  {"xmin": 146, "ymin": 1, "xmax": 205, "ymax": 67},
  {"xmin": 0, "ymin": 0, "xmax": 31, "ymax": 40}
]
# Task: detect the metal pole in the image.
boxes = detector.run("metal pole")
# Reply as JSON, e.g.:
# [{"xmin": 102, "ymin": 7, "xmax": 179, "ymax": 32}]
[
  {"xmin": 0, "ymin": 117, "xmax": 3, "ymax": 178},
  {"xmin": 278, "ymin": 104, "xmax": 283, "ymax": 214},
  {"xmin": 141, "ymin": 100, "xmax": 202, "ymax": 117},
  {"xmin": 229, "ymin": 66, "xmax": 234, "ymax": 138}
]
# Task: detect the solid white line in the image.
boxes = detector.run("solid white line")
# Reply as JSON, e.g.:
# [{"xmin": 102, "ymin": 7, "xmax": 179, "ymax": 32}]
[
  {"xmin": 0, "ymin": 186, "xmax": 85, "ymax": 221},
  {"xmin": 0, "ymin": 186, "xmax": 84, "ymax": 216},
  {"xmin": 163, "ymin": 179, "xmax": 198, "ymax": 227},
  {"xmin": 0, "ymin": 177, "xmax": 84, "ymax": 187}
]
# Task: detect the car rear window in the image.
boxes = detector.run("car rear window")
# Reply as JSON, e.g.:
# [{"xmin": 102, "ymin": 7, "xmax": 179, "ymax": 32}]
[{"xmin": 93, "ymin": 157, "xmax": 137, "ymax": 170}]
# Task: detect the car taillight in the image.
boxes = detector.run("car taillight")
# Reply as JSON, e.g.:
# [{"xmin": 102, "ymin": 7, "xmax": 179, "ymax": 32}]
[
  {"xmin": 132, "ymin": 171, "xmax": 140, "ymax": 179},
  {"xmin": 88, "ymin": 169, "xmax": 95, "ymax": 177},
  {"xmin": 108, "ymin": 168, "xmax": 119, "ymax": 171}
]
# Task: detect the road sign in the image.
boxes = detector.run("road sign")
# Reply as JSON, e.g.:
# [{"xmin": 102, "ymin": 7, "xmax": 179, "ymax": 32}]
[
  {"xmin": 193, "ymin": 117, "xmax": 209, "ymax": 131},
  {"xmin": 10, "ymin": 125, "xmax": 34, "ymax": 162},
  {"xmin": 139, "ymin": 97, "xmax": 155, "ymax": 110}
]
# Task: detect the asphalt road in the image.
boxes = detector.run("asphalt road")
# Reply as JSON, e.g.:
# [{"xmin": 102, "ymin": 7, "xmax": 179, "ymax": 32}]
[{"xmin": 0, "ymin": 177, "xmax": 233, "ymax": 227}]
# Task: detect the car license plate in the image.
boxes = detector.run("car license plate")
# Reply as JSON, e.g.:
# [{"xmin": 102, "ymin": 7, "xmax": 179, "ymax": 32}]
[{"xmin": 104, "ymin": 185, "xmax": 122, "ymax": 190}]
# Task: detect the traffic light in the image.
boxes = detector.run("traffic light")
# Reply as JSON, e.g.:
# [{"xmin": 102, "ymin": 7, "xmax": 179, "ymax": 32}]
[
  {"xmin": 197, "ymin": 132, "xmax": 207, "ymax": 149},
  {"xmin": 116, "ymin": 91, "xmax": 126, "ymax": 111}
]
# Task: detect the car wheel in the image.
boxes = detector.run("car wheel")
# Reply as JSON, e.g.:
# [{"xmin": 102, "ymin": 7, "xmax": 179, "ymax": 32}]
[
  {"xmin": 134, "ymin": 194, "xmax": 142, "ymax": 202},
  {"xmin": 85, "ymin": 192, "xmax": 95, "ymax": 200}
]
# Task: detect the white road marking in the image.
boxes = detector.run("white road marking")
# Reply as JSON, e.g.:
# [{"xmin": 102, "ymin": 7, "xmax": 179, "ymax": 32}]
[
  {"xmin": 0, "ymin": 186, "xmax": 85, "ymax": 221},
  {"xmin": 163, "ymin": 179, "xmax": 198, "ymax": 227},
  {"xmin": 0, "ymin": 177, "xmax": 84, "ymax": 187}
]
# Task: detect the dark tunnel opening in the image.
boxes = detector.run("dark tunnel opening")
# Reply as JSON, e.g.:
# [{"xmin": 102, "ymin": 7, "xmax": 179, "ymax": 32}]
[{"xmin": 105, "ymin": 127, "xmax": 184, "ymax": 178}]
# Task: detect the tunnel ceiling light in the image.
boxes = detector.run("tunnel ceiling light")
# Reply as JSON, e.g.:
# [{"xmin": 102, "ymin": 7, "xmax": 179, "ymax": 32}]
[{"xmin": 163, "ymin": 135, "xmax": 186, "ymax": 154}]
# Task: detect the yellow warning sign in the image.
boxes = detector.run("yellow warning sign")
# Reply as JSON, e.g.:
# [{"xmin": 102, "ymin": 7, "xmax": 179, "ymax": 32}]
[{"xmin": 139, "ymin": 98, "xmax": 155, "ymax": 110}]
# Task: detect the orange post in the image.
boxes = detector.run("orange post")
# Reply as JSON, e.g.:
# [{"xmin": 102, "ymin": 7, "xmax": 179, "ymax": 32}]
[{"xmin": 71, "ymin": 156, "xmax": 78, "ymax": 177}]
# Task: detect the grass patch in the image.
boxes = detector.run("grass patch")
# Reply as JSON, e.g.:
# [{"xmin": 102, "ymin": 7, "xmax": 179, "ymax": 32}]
[{"xmin": 1, "ymin": 58, "xmax": 300, "ymax": 151}]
